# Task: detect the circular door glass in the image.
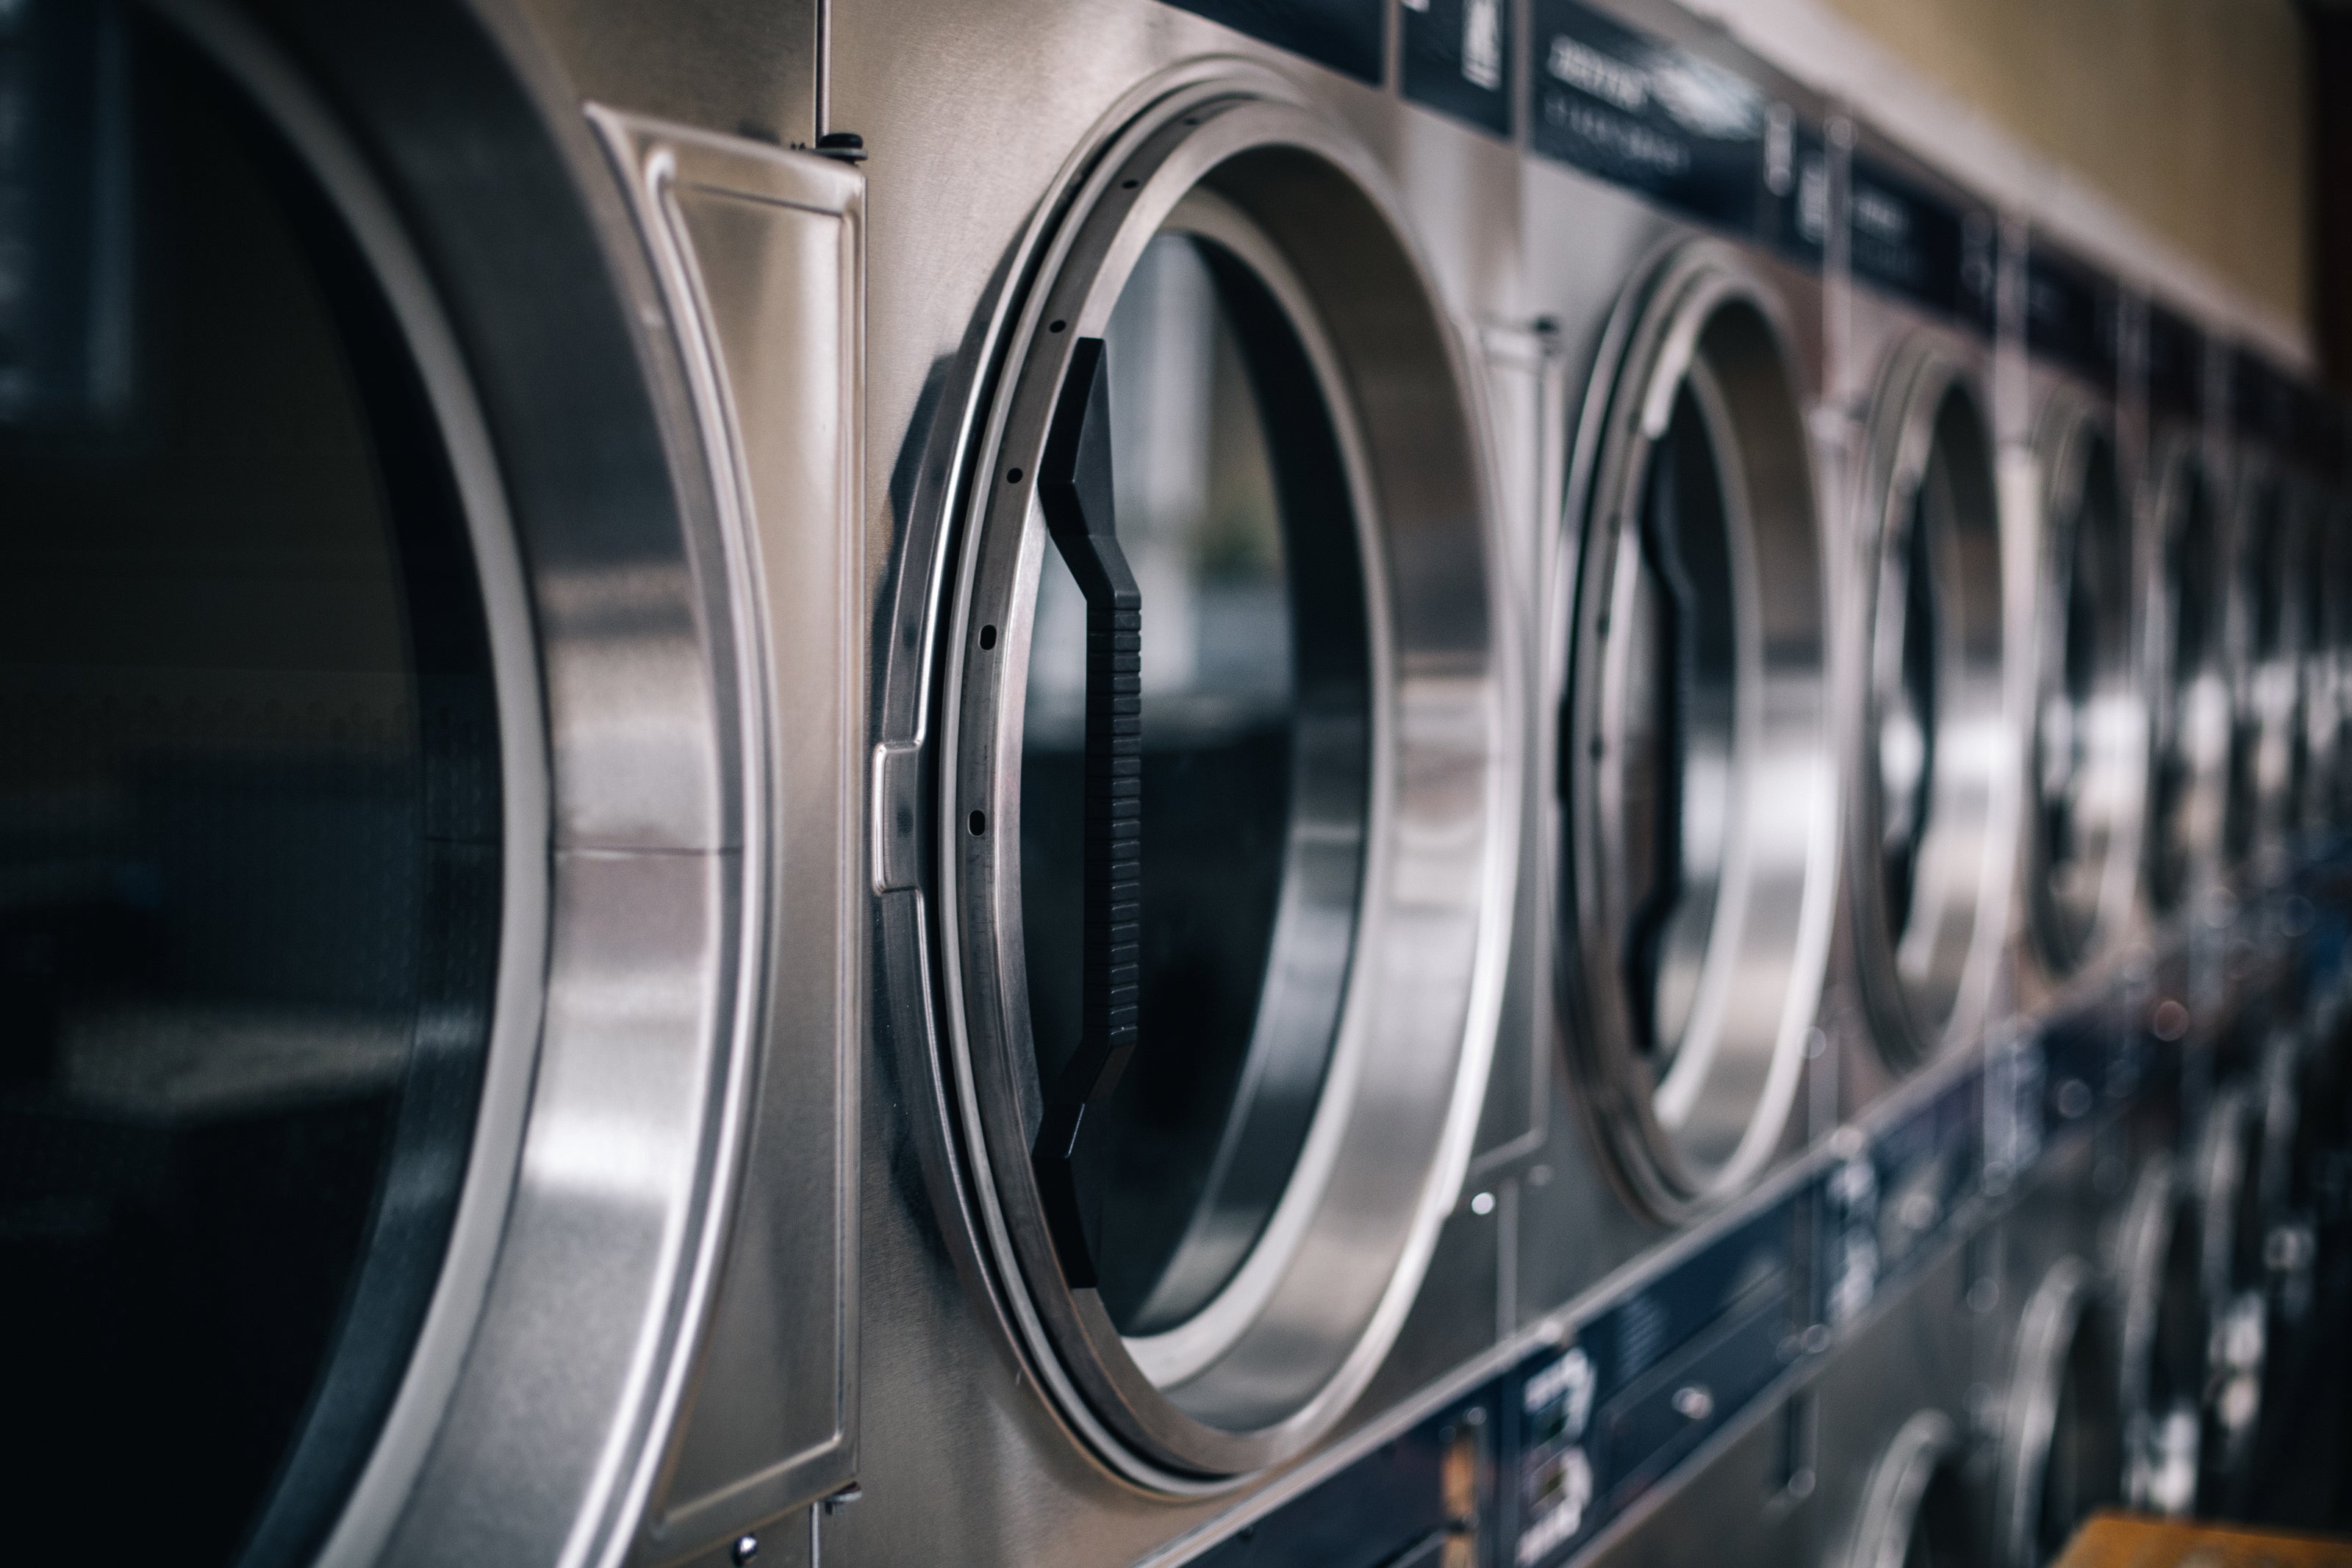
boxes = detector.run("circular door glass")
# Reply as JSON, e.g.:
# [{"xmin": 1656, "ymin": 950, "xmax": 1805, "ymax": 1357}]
[
  {"xmin": 2030, "ymin": 418, "xmax": 2135, "ymax": 975},
  {"xmin": 1, "ymin": 18, "xmax": 501, "ymax": 1563},
  {"xmin": 1020, "ymin": 225, "xmax": 1369, "ymax": 1337},
  {"xmin": 1564, "ymin": 251, "xmax": 1834, "ymax": 1220},
  {"xmin": 1611, "ymin": 378, "xmax": 1740, "ymax": 1076},
  {"xmin": 2004, "ymin": 1265, "xmax": 2121, "ymax": 1568},
  {"xmin": 944, "ymin": 89, "xmax": 1508, "ymax": 1482},
  {"xmin": 1854, "ymin": 366, "xmax": 2004, "ymax": 1064},
  {"xmin": 2149, "ymin": 450, "xmax": 2224, "ymax": 913},
  {"xmin": 1849, "ymin": 1414, "xmax": 1977, "ymax": 1568}
]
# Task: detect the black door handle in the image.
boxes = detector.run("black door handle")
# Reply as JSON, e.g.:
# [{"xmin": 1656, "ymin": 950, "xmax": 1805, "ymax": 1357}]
[{"xmin": 1030, "ymin": 337, "xmax": 1141, "ymax": 1289}]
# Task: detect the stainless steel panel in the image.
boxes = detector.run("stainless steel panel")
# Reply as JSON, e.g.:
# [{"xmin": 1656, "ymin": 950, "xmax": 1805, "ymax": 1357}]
[
  {"xmin": 387, "ymin": 847, "xmax": 744, "ymax": 1567},
  {"xmin": 585, "ymin": 113, "xmax": 869, "ymax": 1556},
  {"xmin": 1810, "ymin": 1247, "xmax": 1975, "ymax": 1568},
  {"xmin": 239, "ymin": 2, "xmax": 2340, "ymax": 1566}
]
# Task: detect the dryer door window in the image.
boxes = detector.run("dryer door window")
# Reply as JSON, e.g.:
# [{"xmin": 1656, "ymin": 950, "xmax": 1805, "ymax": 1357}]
[
  {"xmin": 1564, "ymin": 249, "xmax": 1836, "ymax": 1220},
  {"xmin": 1019, "ymin": 226, "xmax": 1369, "ymax": 1336},
  {"xmin": 1851, "ymin": 364, "xmax": 2004, "ymax": 1066},
  {"xmin": 2149, "ymin": 450, "xmax": 2225, "ymax": 913},
  {"xmin": 939, "ymin": 90, "xmax": 1510, "ymax": 1481},
  {"xmin": 2030, "ymin": 417, "xmax": 2134, "ymax": 976},
  {"xmin": 0, "ymin": 19, "xmax": 501, "ymax": 1562},
  {"xmin": 1613, "ymin": 380, "xmax": 1739, "ymax": 1073}
]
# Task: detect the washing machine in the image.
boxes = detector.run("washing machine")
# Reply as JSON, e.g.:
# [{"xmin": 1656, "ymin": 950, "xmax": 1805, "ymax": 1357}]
[
  {"xmin": 1517, "ymin": 7, "xmax": 1843, "ymax": 1560},
  {"xmin": 1816, "ymin": 121, "xmax": 2010, "ymax": 1129},
  {"xmin": 1829, "ymin": 1405, "xmax": 1982, "ymax": 1568},
  {"xmin": 778, "ymin": 0, "xmax": 1844, "ymax": 1561},
  {"xmin": 2220, "ymin": 349, "xmax": 2309, "ymax": 894},
  {"xmin": 1532, "ymin": 0, "xmax": 1839, "ymax": 1250},
  {"xmin": 1812, "ymin": 1240, "xmax": 1980, "ymax": 1568},
  {"xmin": 2013, "ymin": 245, "xmax": 2143, "ymax": 1027},
  {"xmin": 0, "ymin": 1, "xmax": 867, "ymax": 1565},
  {"xmin": 2141, "ymin": 303, "xmax": 2230, "ymax": 952},
  {"xmin": 811, "ymin": 2, "xmax": 1526, "ymax": 1564},
  {"xmin": 1986, "ymin": 1252, "xmax": 2124, "ymax": 1568}
]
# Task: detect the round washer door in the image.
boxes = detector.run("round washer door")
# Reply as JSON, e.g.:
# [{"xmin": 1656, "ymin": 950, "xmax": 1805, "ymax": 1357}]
[
  {"xmin": 2027, "ymin": 398, "xmax": 2140, "ymax": 979},
  {"xmin": 0, "ymin": 12, "xmax": 523, "ymax": 1560},
  {"xmin": 1559, "ymin": 242, "xmax": 1838, "ymax": 1220},
  {"xmin": 1996, "ymin": 1257, "xmax": 2123, "ymax": 1568},
  {"xmin": 937, "ymin": 76, "xmax": 1513, "ymax": 1485},
  {"xmin": 1849, "ymin": 348, "xmax": 2008, "ymax": 1068},
  {"xmin": 1842, "ymin": 1410, "xmax": 1982, "ymax": 1568},
  {"xmin": 2147, "ymin": 440, "xmax": 2227, "ymax": 916},
  {"xmin": 1, "ymin": 4, "xmax": 808, "ymax": 1563}
]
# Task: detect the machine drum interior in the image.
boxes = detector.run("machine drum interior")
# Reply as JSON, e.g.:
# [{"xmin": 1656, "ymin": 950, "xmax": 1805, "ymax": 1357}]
[
  {"xmin": 2028, "ymin": 408, "xmax": 2138, "ymax": 977},
  {"xmin": 1018, "ymin": 214, "xmax": 1369, "ymax": 1339},
  {"xmin": 1560, "ymin": 245, "xmax": 1837, "ymax": 1220},
  {"xmin": 2148, "ymin": 447, "xmax": 2229, "ymax": 913},
  {"xmin": 0, "ymin": 15, "xmax": 502, "ymax": 1561},
  {"xmin": 942, "ymin": 81, "xmax": 1510, "ymax": 1484},
  {"xmin": 1851, "ymin": 355, "xmax": 2006, "ymax": 1065}
]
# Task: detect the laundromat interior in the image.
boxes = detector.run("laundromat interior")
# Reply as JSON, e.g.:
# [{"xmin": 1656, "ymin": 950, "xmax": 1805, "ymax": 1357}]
[{"xmin": 10, "ymin": 1, "xmax": 2352, "ymax": 1565}]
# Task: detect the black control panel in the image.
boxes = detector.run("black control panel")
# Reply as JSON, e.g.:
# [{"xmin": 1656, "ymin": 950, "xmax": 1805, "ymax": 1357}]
[
  {"xmin": 1403, "ymin": 0, "xmax": 1514, "ymax": 138},
  {"xmin": 2026, "ymin": 242, "xmax": 2121, "ymax": 384},
  {"xmin": 1765, "ymin": 112, "xmax": 1829, "ymax": 269},
  {"xmin": 1161, "ymin": 0, "xmax": 1385, "ymax": 83},
  {"xmin": 1847, "ymin": 151, "xmax": 1997, "ymax": 333},
  {"xmin": 1528, "ymin": 0, "xmax": 1770, "ymax": 235}
]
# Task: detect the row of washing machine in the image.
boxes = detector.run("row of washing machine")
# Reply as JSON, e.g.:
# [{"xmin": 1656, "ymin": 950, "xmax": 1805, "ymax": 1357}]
[{"xmin": 1, "ymin": 1, "xmax": 2348, "ymax": 1567}]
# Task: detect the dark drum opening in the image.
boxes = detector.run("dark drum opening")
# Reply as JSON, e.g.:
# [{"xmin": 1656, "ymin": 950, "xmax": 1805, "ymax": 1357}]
[
  {"xmin": 1901, "ymin": 1451, "xmax": 1979, "ymax": 1568},
  {"xmin": 1020, "ymin": 229, "xmax": 1370, "ymax": 1337},
  {"xmin": 1621, "ymin": 384, "xmax": 1738, "ymax": 1070},
  {"xmin": 2032, "ymin": 427, "xmax": 2126, "ymax": 971},
  {"xmin": 0, "ymin": 11, "xmax": 501, "ymax": 1565},
  {"xmin": 2151, "ymin": 459, "xmax": 2218, "ymax": 912},
  {"xmin": 2034, "ymin": 1305, "xmax": 2123, "ymax": 1563}
]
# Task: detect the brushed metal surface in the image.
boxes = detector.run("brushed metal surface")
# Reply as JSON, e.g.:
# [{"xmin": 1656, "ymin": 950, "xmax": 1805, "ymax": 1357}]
[
  {"xmin": 585, "ymin": 113, "xmax": 869, "ymax": 1556},
  {"xmin": 1845, "ymin": 335, "xmax": 2013, "ymax": 1073},
  {"xmin": 1810, "ymin": 1248, "xmax": 1976, "ymax": 1568},
  {"xmin": 1560, "ymin": 242, "xmax": 1841, "ymax": 1220},
  {"xmin": 153, "ymin": 1, "xmax": 2342, "ymax": 1564}
]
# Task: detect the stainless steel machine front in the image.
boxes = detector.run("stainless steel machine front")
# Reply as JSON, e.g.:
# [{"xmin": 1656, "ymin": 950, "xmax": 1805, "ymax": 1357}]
[{"xmin": 7, "ymin": 2, "xmax": 2350, "ymax": 1568}]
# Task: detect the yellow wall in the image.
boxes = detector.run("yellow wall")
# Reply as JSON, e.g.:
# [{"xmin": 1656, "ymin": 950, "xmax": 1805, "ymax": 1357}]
[{"xmin": 1817, "ymin": 0, "xmax": 2310, "ymax": 339}]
